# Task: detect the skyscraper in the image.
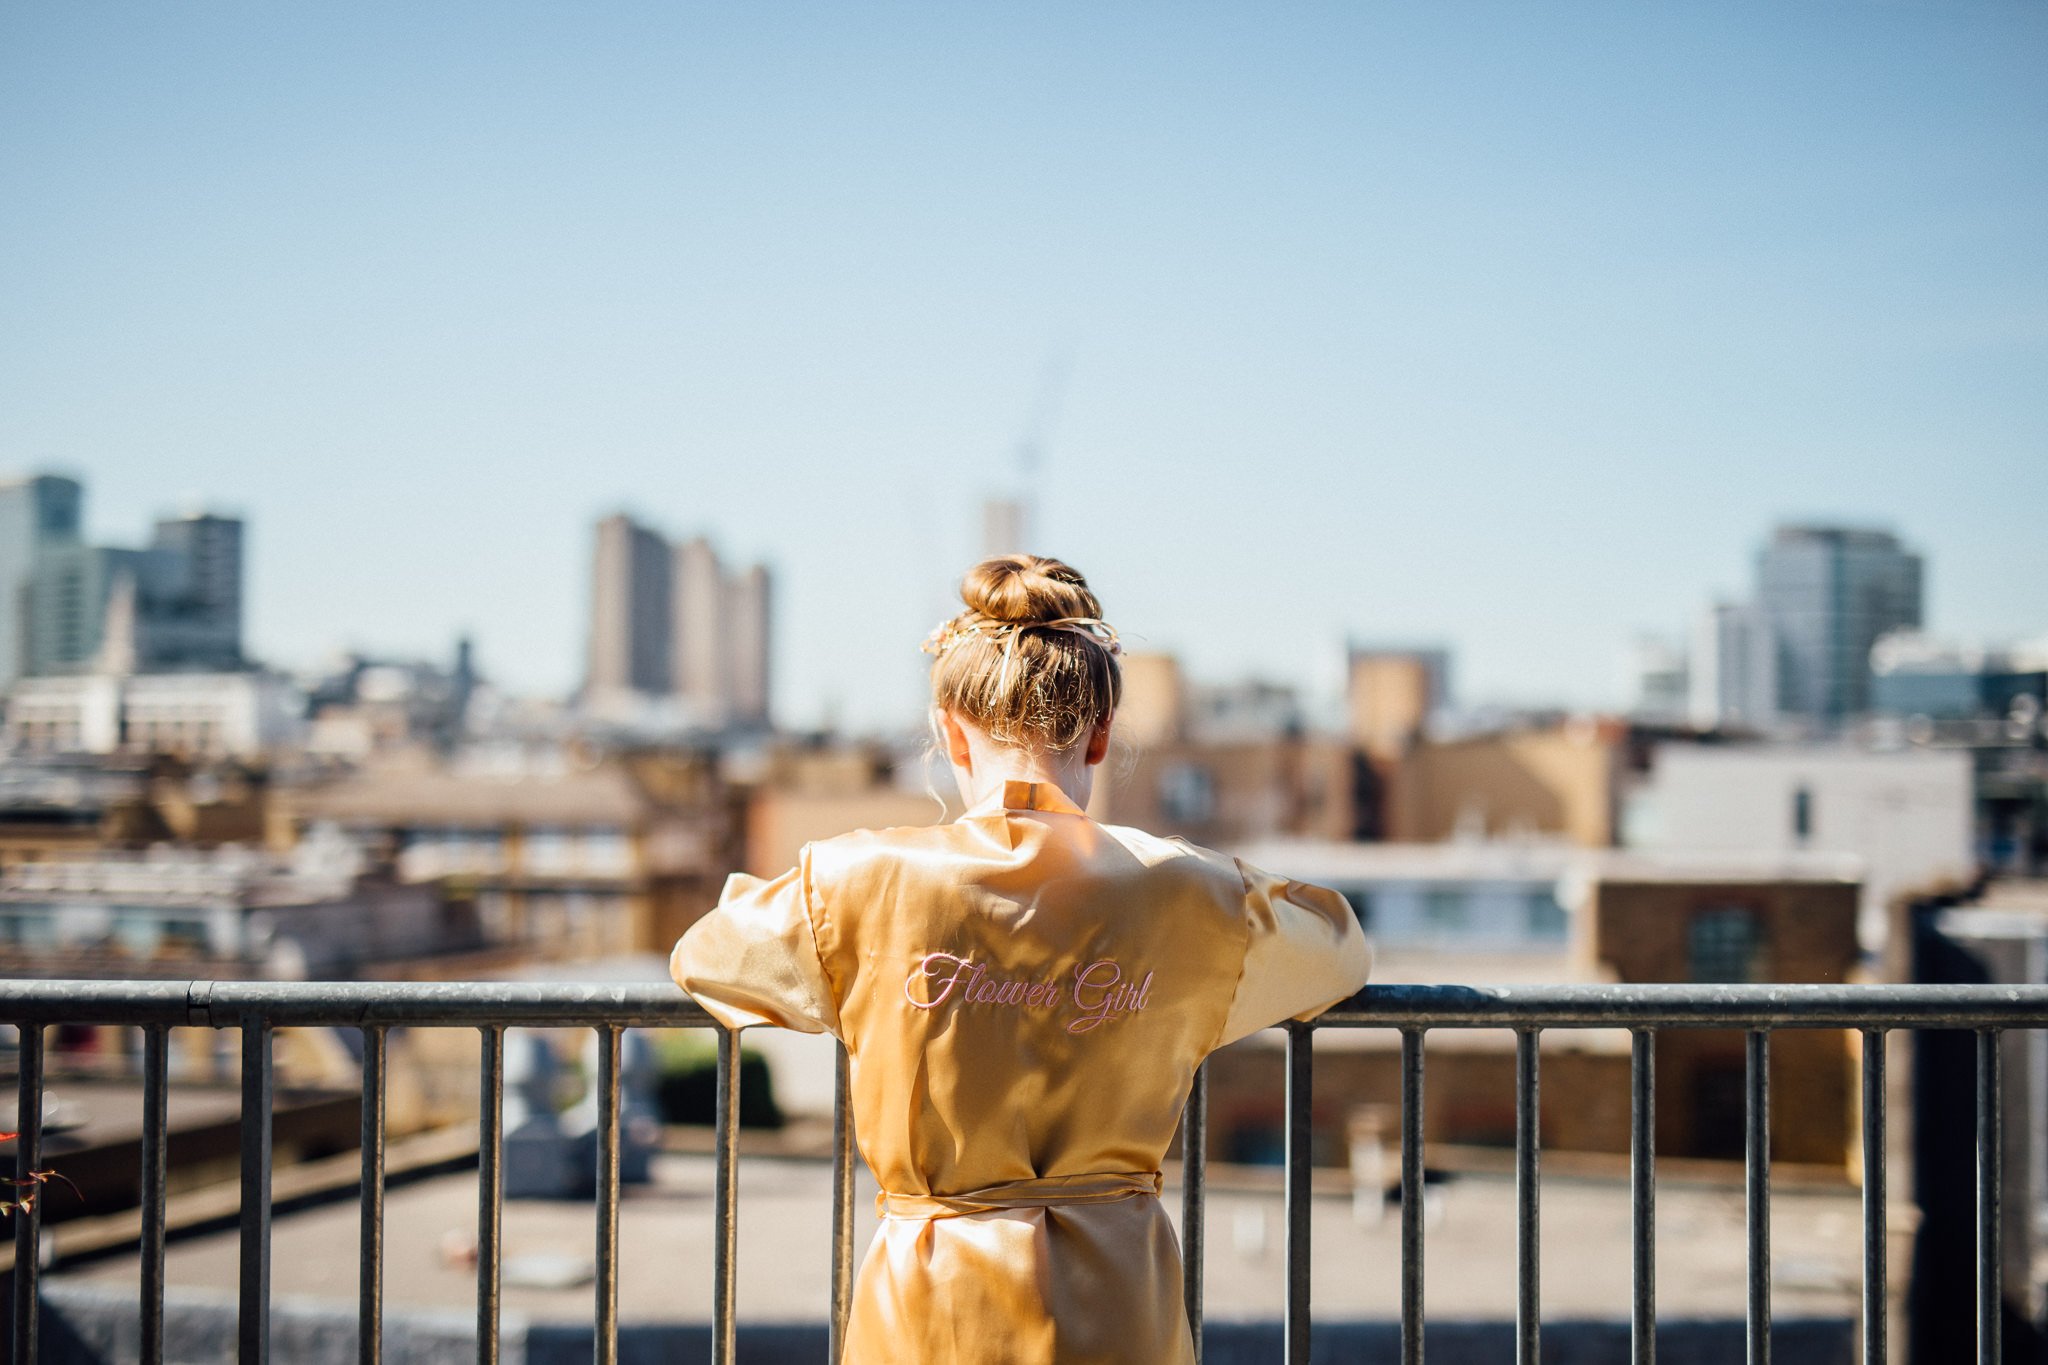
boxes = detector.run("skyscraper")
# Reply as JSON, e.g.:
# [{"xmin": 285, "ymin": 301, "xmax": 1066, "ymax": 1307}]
[
  {"xmin": 25, "ymin": 543, "xmax": 147, "ymax": 674},
  {"xmin": 0, "ymin": 474, "xmax": 83, "ymax": 688},
  {"xmin": 582, "ymin": 514, "xmax": 773, "ymax": 728},
  {"xmin": 723, "ymin": 562, "xmax": 772, "ymax": 729},
  {"xmin": 585, "ymin": 514, "xmax": 673, "ymax": 699},
  {"xmin": 671, "ymin": 536, "xmax": 724, "ymax": 723},
  {"xmin": 3, "ymin": 477, "xmax": 246, "ymax": 681},
  {"xmin": 145, "ymin": 512, "xmax": 244, "ymax": 669},
  {"xmin": 1755, "ymin": 525, "xmax": 1923, "ymax": 726}
]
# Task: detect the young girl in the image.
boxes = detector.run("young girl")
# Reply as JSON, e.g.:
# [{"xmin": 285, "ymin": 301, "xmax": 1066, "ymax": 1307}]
[{"xmin": 670, "ymin": 554, "xmax": 1372, "ymax": 1364}]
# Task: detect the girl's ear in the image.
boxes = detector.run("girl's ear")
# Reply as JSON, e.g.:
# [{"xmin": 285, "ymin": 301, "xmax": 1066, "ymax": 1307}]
[
  {"xmin": 940, "ymin": 708, "xmax": 975, "ymax": 771},
  {"xmin": 1084, "ymin": 711, "xmax": 1113, "ymax": 766}
]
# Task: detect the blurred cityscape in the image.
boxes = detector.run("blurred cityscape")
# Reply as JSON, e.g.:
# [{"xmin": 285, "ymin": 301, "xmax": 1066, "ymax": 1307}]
[{"xmin": 3, "ymin": 465, "xmax": 2046, "ymax": 1354}]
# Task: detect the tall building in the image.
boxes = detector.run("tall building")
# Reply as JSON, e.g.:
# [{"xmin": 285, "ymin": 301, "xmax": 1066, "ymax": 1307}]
[
  {"xmin": 0, "ymin": 474, "xmax": 84, "ymax": 689},
  {"xmin": 585, "ymin": 515, "xmax": 673, "ymax": 699},
  {"xmin": 723, "ymin": 563, "xmax": 772, "ymax": 729},
  {"xmin": 1755, "ymin": 525, "xmax": 1923, "ymax": 727},
  {"xmin": 3, "ymin": 477, "xmax": 244, "ymax": 680},
  {"xmin": 145, "ymin": 512, "xmax": 244, "ymax": 669},
  {"xmin": 582, "ymin": 514, "xmax": 773, "ymax": 729},
  {"xmin": 671, "ymin": 536, "xmax": 724, "ymax": 722},
  {"xmin": 1689, "ymin": 601, "xmax": 1778, "ymax": 731},
  {"xmin": 25, "ymin": 543, "xmax": 150, "ymax": 675}
]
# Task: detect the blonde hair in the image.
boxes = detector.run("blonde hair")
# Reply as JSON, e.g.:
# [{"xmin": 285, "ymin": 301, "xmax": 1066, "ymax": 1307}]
[{"xmin": 928, "ymin": 555, "xmax": 1122, "ymax": 752}]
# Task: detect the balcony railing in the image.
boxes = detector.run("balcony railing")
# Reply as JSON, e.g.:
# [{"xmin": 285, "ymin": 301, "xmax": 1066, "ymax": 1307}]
[{"xmin": 4, "ymin": 979, "xmax": 2043, "ymax": 1365}]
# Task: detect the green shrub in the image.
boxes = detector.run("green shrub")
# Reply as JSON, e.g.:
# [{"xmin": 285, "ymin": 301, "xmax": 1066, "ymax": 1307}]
[{"xmin": 652, "ymin": 1031, "xmax": 783, "ymax": 1129}]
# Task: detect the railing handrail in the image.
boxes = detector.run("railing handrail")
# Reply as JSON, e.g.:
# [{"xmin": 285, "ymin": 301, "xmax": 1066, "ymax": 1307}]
[
  {"xmin": 5, "ymin": 977, "xmax": 2048, "ymax": 1029},
  {"xmin": 4, "ymin": 975, "xmax": 2025, "ymax": 1365}
]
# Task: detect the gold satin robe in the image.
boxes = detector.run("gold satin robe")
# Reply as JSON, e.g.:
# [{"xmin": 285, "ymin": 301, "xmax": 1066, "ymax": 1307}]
[{"xmin": 669, "ymin": 778, "xmax": 1373, "ymax": 1364}]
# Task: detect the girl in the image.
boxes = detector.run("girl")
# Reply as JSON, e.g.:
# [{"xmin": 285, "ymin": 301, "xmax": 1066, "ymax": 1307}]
[{"xmin": 670, "ymin": 554, "xmax": 1372, "ymax": 1364}]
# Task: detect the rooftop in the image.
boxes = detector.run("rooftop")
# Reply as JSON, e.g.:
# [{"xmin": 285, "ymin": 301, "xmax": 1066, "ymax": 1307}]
[{"xmin": 51, "ymin": 1152, "xmax": 1862, "ymax": 1325}]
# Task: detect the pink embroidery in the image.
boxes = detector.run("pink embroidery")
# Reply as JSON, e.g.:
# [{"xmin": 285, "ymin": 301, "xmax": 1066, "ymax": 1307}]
[
  {"xmin": 1069, "ymin": 959, "xmax": 1156, "ymax": 1034},
  {"xmin": 903, "ymin": 951, "xmax": 1155, "ymax": 1033},
  {"xmin": 904, "ymin": 952, "xmax": 980, "ymax": 1008}
]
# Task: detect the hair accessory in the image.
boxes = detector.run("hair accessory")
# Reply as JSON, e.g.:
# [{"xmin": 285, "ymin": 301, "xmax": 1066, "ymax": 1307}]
[{"xmin": 921, "ymin": 615, "xmax": 1122, "ymax": 658}]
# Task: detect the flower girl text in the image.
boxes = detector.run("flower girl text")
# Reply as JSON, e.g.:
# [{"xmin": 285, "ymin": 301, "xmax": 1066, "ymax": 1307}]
[{"xmin": 904, "ymin": 952, "xmax": 1156, "ymax": 1034}]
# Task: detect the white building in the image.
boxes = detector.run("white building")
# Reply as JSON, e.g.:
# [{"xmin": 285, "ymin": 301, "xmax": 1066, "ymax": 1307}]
[
  {"xmin": 3, "ymin": 671, "xmax": 306, "ymax": 758},
  {"xmin": 1230, "ymin": 839, "xmax": 1579, "ymax": 953},
  {"xmin": 0, "ymin": 829, "xmax": 454, "ymax": 977},
  {"xmin": 1627, "ymin": 742, "xmax": 1976, "ymax": 943},
  {"xmin": 1690, "ymin": 601, "xmax": 1779, "ymax": 731},
  {"xmin": 1624, "ymin": 634, "xmax": 1689, "ymax": 725}
]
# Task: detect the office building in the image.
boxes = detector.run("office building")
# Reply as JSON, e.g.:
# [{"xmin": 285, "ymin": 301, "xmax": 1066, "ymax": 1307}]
[
  {"xmin": 1870, "ymin": 633, "xmax": 2048, "ymax": 723},
  {"xmin": 1755, "ymin": 524, "xmax": 1923, "ymax": 727},
  {"xmin": 3, "ymin": 475, "xmax": 244, "ymax": 679},
  {"xmin": 0, "ymin": 474, "xmax": 84, "ymax": 689},
  {"xmin": 723, "ymin": 562, "xmax": 772, "ymax": 728},
  {"xmin": 671, "ymin": 536, "xmax": 724, "ymax": 723},
  {"xmin": 581, "ymin": 514, "xmax": 773, "ymax": 729},
  {"xmin": 143, "ymin": 512, "xmax": 244, "ymax": 669},
  {"xmin": 585, "ymin": 515, "xmax": 673, "ymax": 699}
]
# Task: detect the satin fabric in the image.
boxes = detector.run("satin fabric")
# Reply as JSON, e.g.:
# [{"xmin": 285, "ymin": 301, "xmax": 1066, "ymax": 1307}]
[{"xmin": 670, "ymin": 778, "xmax": 1373, "ymax": 1365}]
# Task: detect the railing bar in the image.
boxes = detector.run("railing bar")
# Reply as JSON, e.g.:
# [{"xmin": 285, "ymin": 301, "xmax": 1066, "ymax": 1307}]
[
  {"xmin": 1516, "ymin": 1029, "xmax": 1540, "ymax": 1365},
  {"xmin": 595, "ymin": 1027, "xmax": 623, "ymax": 1365},
  {"xmin": 1631, "ymin": 1029, "xmax": 1655, "ymax": 1365},
  {"xmin": 830, "ymin": 1044, "xmax": 855, "ymax": 1365},
  {"xmin": 1746, "ymin": 1029, "xmax": 1770, "ymax": 1365},
  {"xmin": 1283, "ymin": 1023, "xmax": 1312, "ymax": 1365},
  {"xmin": 476, "ymin": 1027, "xmax": 504, "ymax": 1365},
  {"xmin": 712, "ymin": 1026, "xmax": 740, "ymax": 1365},
  {"xmin": 358, "ymin": 1027, "xmax": 386, "ymax": 1365},
  {"xmin": 1400, "ymin": 1029, "xmax": 1424, "ymax": 1365},
  {"xmin": 1860, "ymin": 1029, "xmax": 1885, "ymax": 1365},
  {"xmin": 141, "ymin": 1025, "xmax": 170, "ymax": 1365},
  {"xmin": 1977, "ymin": 1028, "xmax": 2001, "ymax": 1365},
  {"xmin": 12, "ymin": 1023, "xmax": 44, "ymax": 1365},
  {"xmin": 24, "ymin": 977, "xmax": 2048, "ymax": 1030},
  {"xmin": 1182, "ymin": 1060, "xmax": 1207, "ymax": 1365},
  {"xmin": 238, "ymin": 1017, "xmax": 273, "ymax": 1365}
]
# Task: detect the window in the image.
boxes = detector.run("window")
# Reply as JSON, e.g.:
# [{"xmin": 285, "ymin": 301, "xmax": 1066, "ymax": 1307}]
[
  {"xmin": 1791, "ymin": 786, "xmax": 1813, "ymax": 845},
  {"xmin": 1689, "ymin": 906, "xmax": 1761, "ymax": 983},
  {"xmin": 1421, "ymin": 889, "xmax": 1468, "ymax": 931},
  {"xmin": 1157, "ymin": 764, "xmax": 1215, "ymax": 827},
  {"xmin": 1526, "ymin": 891, "xmax": 1568, "ymax": 939}
]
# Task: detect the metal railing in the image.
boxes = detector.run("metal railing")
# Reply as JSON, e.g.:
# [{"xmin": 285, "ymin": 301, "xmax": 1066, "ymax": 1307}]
[{"xmin": 3, "ymin": 979, "xmax": 2042, "ymax": 1365}]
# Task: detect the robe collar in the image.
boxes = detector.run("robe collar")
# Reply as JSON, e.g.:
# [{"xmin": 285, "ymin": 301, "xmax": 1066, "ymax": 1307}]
[{"xmin": 963, "ymin": 778, "xmax": 1088, "ymax": 820}]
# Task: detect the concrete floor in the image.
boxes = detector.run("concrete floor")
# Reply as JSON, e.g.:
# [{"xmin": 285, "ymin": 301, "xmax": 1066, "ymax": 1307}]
[{"xmin": 55, "ymin": 1152, "xmax": 1864, "ymax": 1327}]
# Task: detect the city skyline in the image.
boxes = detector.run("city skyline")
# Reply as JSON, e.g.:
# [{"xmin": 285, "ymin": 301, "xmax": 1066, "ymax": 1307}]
[
  {"xmin": 9, "ymin": 461, "xmax": 2046, "ymax": 735},
  {"xmin": 3, "ymin": 2, "xmax": 2044, "ymax": 730}
]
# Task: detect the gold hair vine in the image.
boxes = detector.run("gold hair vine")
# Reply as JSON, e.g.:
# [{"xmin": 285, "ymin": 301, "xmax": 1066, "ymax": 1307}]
[{"xmin": 921, "ymin": 616, "xmax": 1123, "ymax": 658}]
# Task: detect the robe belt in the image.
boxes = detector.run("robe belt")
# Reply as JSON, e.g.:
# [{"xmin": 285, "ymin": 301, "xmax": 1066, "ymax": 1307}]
[{"xmin": 878, "ymin": 1170, "xmax": 1164, "ymax": 1220}]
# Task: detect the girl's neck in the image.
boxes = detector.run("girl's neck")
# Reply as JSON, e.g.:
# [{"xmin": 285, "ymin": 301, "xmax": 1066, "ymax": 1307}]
[{"xmin": 955, "ymin": 742, "xmax": 1094, "ymax": 813}]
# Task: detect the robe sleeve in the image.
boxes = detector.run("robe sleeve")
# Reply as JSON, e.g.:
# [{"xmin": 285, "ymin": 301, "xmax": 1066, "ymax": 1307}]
[
  {"xmin": 1214, "ymin": 857, "xmax": 1373, "ymax": 1048},
  {"xmin": 669, "ymin": 844, "xmax": 842, "ymax": 1036}
]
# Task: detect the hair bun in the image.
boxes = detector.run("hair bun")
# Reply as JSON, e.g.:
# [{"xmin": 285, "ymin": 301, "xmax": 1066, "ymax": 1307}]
[{"xmin": 960, "ymin": 554, "xmax": 1100, "ymax": 626}]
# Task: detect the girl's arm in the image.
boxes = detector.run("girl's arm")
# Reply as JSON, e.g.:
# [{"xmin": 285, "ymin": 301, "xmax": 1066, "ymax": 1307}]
[
  {"xmin": 1212, "ymin": 858, "xmax": 1373, "ymax": 1049},
  {"xmin": 669, "ymin": 845, "xmax": 842, "ymax": 1036}
]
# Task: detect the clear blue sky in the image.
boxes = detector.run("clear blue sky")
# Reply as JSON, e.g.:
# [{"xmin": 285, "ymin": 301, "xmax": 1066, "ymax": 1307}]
[{"xmin": 3, "ymin": 1, "xmax": 2043, "ymax": 732}]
